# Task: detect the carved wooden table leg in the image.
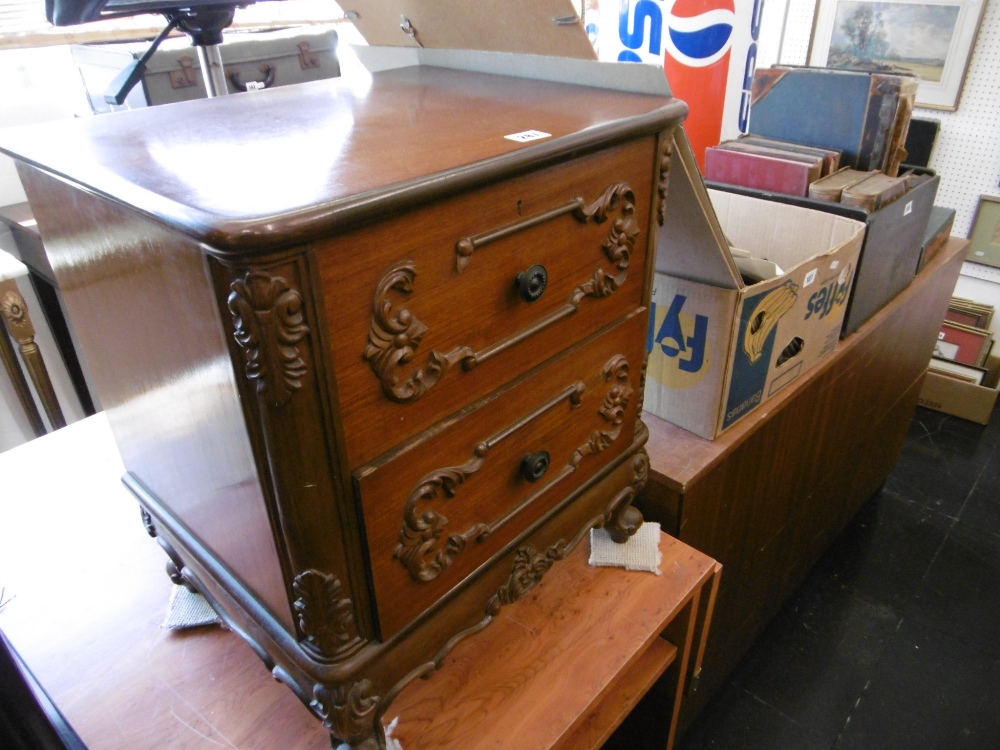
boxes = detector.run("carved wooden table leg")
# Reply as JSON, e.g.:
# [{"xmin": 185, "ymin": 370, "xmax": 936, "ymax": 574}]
[
  {"xmin": 0, "ymin": 299, "xmax": 45, "ymax": 437},
  {"xmin": 0, "ymin": 278, "xmax": 65, "ymax": 431}
]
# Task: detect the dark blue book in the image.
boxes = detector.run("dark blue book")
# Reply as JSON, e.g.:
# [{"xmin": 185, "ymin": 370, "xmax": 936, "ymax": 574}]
[{"xmin": 749, "ymin": 67, "xmax": 908, "ymax": 172}]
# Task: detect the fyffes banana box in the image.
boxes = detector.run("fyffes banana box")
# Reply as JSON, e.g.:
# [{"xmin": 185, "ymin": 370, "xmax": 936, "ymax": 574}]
[{"xmin": 645, "ymin": 128, "xmax": 865, "ymax": 439}]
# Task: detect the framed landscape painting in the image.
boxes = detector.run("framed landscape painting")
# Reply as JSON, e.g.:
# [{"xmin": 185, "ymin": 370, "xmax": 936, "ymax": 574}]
[{"xmin": 809, "ymin": 0, "xmax": 987, "ymax": 109}]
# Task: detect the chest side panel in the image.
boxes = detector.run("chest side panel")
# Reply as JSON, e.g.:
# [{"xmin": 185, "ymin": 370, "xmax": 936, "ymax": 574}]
[{"xmin": 17, "ymin": 164, "xmax": 294, "ymax": 633}]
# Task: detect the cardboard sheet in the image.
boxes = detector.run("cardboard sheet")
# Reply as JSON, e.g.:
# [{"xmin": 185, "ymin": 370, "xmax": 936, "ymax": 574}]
[{"xmin": 342, "ymin": 0, "xmax": 598, "ymax": 59}]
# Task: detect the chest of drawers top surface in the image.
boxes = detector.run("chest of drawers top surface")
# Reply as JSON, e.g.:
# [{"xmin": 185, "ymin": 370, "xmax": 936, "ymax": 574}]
[{"xmin": 0, "ymin": 65, "xmax": 679, "ymax": 252}]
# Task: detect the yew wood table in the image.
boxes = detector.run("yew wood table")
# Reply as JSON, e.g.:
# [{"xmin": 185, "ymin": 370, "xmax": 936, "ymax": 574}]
[
  {"xmin": 0, "ymin": 413, "xmax": 719, "ymax": 750},
  {"xmin": 638, "ymin": 236, "xmax": 967, "ymax": 729}
]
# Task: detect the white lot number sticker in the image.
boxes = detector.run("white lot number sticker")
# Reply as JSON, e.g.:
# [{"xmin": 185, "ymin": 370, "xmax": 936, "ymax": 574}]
[
  {"xmin": 803, "ymin": 268, "xmax": 818, "ymax": 287},
  {"xmin": 505, "ymin": 130, "xmax": 552, "ymax": 143}
]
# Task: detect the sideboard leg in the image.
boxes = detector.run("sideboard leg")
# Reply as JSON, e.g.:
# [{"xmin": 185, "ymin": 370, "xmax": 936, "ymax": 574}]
[
  {"xmin": 605, "ymin": 448, "xmax": 649, "ymax": 542},
  {"xmin": 139, "ymin": 506, "xmax": 198, "ymax": 592}
]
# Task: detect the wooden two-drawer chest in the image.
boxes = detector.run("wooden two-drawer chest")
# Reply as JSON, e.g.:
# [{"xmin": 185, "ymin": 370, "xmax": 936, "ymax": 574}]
[{"xmin": 1, "ymin": 53, "xmax": 686, "ymax": 749}]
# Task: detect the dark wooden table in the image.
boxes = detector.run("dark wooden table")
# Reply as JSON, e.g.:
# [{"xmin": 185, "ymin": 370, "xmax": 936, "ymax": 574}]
[
  {"xmin": 0, "ymin": 414, "xmax": 718, "ymax": 750},
  {"xmin": 638, "ymin": 236, "xmax": 968, "ymax": 728}
]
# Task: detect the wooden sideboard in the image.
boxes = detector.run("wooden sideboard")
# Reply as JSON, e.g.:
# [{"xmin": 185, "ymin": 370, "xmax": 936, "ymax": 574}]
[
  {"xmin": 638, "ymin": 237, "xmax": 967, "ymax": 728},
  {"xmin": 0, "ymin": 59, "xmax": 686, "ymax": 749}
]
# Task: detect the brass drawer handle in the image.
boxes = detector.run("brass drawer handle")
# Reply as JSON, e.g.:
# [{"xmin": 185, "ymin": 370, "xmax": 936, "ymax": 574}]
[
  {"xmin": 393, "ymin": 355, "xmax": 633, "ymax": 583},
  {"xmin": 365, "ymin": 182, "xmax": 638, "ymax": 403},
  {"xmin": 520, "ymin": 451, "xmax": 551, "ymax": 482},
  {"xmin": 514, "ymin": 264, "xmax": 548, "ymax": 303}
]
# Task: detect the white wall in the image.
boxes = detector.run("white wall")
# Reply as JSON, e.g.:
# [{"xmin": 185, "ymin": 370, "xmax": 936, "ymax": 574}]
[{"xmin": 0, "ymin": 46, "xmax": 86, "ymax": 206}]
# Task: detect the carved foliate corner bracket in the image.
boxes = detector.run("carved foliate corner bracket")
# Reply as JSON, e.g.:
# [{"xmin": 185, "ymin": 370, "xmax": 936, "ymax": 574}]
[
  {"xmin": 657, "ymin": 136, "xmax": 674, "ymax": 226},
  {"xmin": 228, "ymin": 271, "xmax": 310, "ymax": 408},
  {"xmin": 311, "ymin": 679, "xmax": 380, "ymax": 749},
  {"xmin": 293, "ymin": 569, "xmax": 358, "ymax": 659}
]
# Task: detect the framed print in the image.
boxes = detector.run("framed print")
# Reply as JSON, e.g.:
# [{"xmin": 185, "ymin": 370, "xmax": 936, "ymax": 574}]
[
  {"xmin": 808, "ymin": 0, "xmax": 987, "ymax": 110},
  {"xmin": 967, "ymin": 195, "xmax": 1000, "ymax": 268}
]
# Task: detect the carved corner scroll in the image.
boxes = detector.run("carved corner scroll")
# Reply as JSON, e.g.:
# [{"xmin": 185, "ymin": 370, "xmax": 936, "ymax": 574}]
[
  {"xmin": 657, "ymin": 135, "xmax": 674, "ymax": 226},
  {"xmin": 364, "ymin": 261, "xmax": 472, "ymax": 404},
  {"xmin": 228, "ymin": 271, "xmax": 310, "ymax": 407},
  {"xmin": 570, "ymin": 355, "xmax": 633, "ymax": 468},
  {"xmin": 570, "ymin": 183, "xmax": 639, "ymax": 303},
  {"xmin": 293, "ymin": 569, "xmax": 358, "ymax": 659},
  {"xmin": 311, "ymin": 679, "xmax": 381, "ymax": 749}
]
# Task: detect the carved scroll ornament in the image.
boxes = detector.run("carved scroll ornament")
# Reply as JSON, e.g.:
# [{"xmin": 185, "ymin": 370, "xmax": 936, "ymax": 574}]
[
  {"xmin": 293, "ymin": 569, "xmax": 357, "ymax": 659},
  {"xmin": 365, "ymin": 182, "xmax": 639, "ymax": 404},
  {"xmin": 487, "ymin": 541, "xmax": 568, "ymax": 614},
  {"xmin": 395, "ymin": 354, "xmax": 632, "ymax": 583},
  {"xmin": 228, "ymin": 271, "xmax": 309, "ymax": 407}
]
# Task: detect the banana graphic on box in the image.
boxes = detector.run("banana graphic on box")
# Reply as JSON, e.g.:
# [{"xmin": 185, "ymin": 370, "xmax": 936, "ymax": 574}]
[{"xmin": 744, "ymin": 281, "xmax": 798, "ymax": 364}]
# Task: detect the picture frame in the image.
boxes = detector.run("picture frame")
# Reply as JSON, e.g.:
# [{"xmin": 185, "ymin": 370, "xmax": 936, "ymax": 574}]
[
  {"xmin": 967, "ymin": 195, "xmax": 1000, "ymax": 268},
  {"xmin": 808, "ymin": 0, "xmax": 987, "ymax": 110}
]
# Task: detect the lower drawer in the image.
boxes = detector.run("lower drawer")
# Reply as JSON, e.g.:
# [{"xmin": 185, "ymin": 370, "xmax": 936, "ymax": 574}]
[{"xmin": 356, "ymin": 310, "xmax": 648, "ymax": 639}]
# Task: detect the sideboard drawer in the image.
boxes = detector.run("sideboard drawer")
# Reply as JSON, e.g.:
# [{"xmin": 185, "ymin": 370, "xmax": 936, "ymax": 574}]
[
  {"xmin": 318, "ymin": 137, "xmax": 658, "ymax": 467},
  {"xmin": 356, "ymin": 310, "xmax": 648, "ymax": 638}
]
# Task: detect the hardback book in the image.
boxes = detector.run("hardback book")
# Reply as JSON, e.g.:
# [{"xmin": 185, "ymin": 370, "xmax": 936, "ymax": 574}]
[
  {"xmin": 808, "ymin": 167, "xmax": 878, "ymax": 202},
  {"xmin": 735, "ymin": 135, "xmax": 841, "ymax": 175},
  {"xmin": 903, "ymin": 117, "xmax": 941, "ymax": 168},
  {"xmin": 749, "ymin": 66, "xmax": 909, "ymax": 171},
  {"xmin": 840, "ymin": 172, "xmax": 909, "ymax": 211},
  {"xmin": 884, "ymin": 75, "xmax": 919, "ymax": 177},
  {"xmin": 704, "ymin": 146, "xmax": 820, "ymax": 196},
  {"xmin": 917, "ymin": 205, "xmax": 956, "ymax": 272}
]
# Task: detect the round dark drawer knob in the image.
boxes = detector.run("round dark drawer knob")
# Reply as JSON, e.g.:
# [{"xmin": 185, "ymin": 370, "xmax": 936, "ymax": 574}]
[
  {"xmin": 514, "ymin": 264, "xmax": 548, "ymax": 303},
  {"xmin": 520, "ymin": 451, "xmax": 551, "ymax": 483}
]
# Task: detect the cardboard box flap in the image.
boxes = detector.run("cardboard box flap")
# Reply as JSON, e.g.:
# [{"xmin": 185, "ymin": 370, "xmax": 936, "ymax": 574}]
[
  {"xmin": 656, "ymin": 128, "xmax": 742, "ymax": 290},
  {"xmin": 708, "ymin": 189, "xmax": 865, "ymax": 271},
  {"xmin": 352, "ymin": 47, "xmax": 672, "ymax": 96},
  {"xmin": 343, "ymin": 0, "xmax": 597, "ymax": 59}
]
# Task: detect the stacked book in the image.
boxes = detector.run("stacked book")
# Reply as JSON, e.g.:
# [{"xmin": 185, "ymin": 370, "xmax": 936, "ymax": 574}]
[
  {"xmin": 705, "ymin": 136, "xmax": 841, "ymax": 197},
  {"xmin": 930, "ymin": 298, "xmax": 995, "ymax": 384},
  {"xmin": 809, "ymin": 168, "xmax": 934, "ymax": 211},
  {"xmin": 705, "ymin": 66, "xmax": 919, "ymax": 204}
]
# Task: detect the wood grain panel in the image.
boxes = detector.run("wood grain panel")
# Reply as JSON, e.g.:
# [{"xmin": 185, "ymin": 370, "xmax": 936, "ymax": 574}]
[
  {"xmin": 387, "ymin": 534, "xmax": 713, "ymax": 750},
  {"xmin": 17, "ymin": 164, "xmax": 294, "ymax": 633},
  {"xmin": 319, "ymin": 137, "xmax": 657, "ymax": 467},
  {"xmin": 359, "ymin": 311, "xmax": 647, "ymax": 638},
  {"xmin": 0, "ymin": 67, "xmax": 682, "ymax": 253}
]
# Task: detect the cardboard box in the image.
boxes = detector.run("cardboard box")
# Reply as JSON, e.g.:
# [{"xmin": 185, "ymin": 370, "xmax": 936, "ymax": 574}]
[
  {"xmin": 706, "ymin": 172, "xmax": 939, "ymax": 336},
  {"xmin": 646, "ymin": 130, "xmax": 865, "ymax": 439},
  {"xmin": 918, "ymin": 355, "xmax": 1000, "ymax": 425}
]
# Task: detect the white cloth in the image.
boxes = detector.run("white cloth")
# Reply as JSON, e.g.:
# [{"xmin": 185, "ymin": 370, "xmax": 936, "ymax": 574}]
[{"xmin": 588, "ymin": 522, "xmax": 662, "ymax": 575}]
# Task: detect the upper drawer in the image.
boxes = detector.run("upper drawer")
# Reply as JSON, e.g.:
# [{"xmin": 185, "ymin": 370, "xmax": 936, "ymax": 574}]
[
  {"xmin": 316, "ymin": 136, "xmax": 659, "ymax": 467},
  {"xmin": 355, "ymin": 310, "xmax": 648, "ymax": 640}
]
